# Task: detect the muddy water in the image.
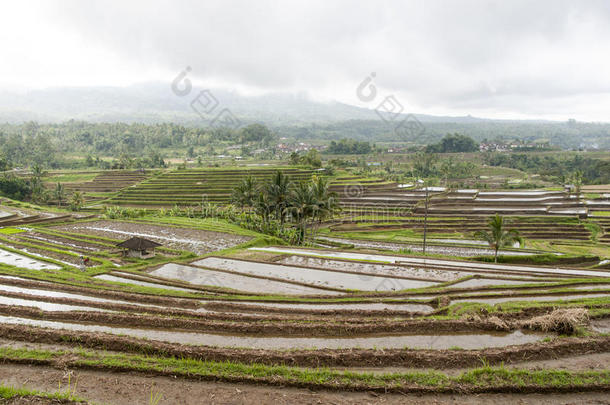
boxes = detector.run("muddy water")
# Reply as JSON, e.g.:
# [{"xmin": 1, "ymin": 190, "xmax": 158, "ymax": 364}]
[
  {"xmin": 194, "ymin": 258, "xmax": 438, "ymax": 291},
  {"xmin": 0, "ymin": 247, "xmax": 61, "ymax": 270},
  {"xmin": 0, "ymin": 275, "xmax": 27, "ymax": 281},
  {"xmin": 591, "ymin": 318, "xmax": 610, "ymax": 334},
  {"xmin": 151, "ymin": 263, "xmax": 337, "ymax": 295},
  {"xmin": 448, "ymin": 278, "xmax": 540, "ymax": 288},
  {"xmin": 205, "ymin": 300, "xmax": 434, "ymax": 313},
  {"xmin": 250, "ymin": 247, "xmax": 610, "ymax": 279},
  {"xmin": 95, "ymin": 274, "xmax": 203, "ymax": 293},
  {"xmin": 278, "ymin": 256, "xmax": 472, "ymax": 282},
  {"xmin": 0, "ymin": 283, "xmax": 160, "ymax": 308},
  {"xmin": 561, "ymin": 285, "xmax": 610, "ymax": 291},
  {"xmin": 0, "ymin": 296, "xmax": 107, "ymax": 312},
  {"xmin": 319, "ymin": 236, "xmax": 529, "ymax": 257},
  {"xmin": 453, "ymin": 293, "xmax": 609, "ymax": 305},
  {"xmin": 0, "ymin": 316, "xmax": 545, "ymax": 349}
]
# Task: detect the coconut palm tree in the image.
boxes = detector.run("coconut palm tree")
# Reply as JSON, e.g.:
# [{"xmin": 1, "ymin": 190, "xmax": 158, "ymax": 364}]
[
  {"xmin": 287, "ymin": 181, "xmax": 319, "ymax": 244},
  {"xmin": 266, "ymin": 170, "xmax": 291, "ymax": 225},
  {"xmin": 474, "ymin": 214, "xmax": 522, "ymax": 263},
  {"xmin": 54, "ymin": 182, "xmax": 65, "ymax": 208},
  {"xmin": 70, "ymin": 191, "xmax": 86, "ymax": 211},
  {"xmin": 310, "ymin": 175, "xmax": 340, "ymax": 238},
  {"xmin": 254, "ymin": 189, "xmax": 272, "ymax": 221},
  {"xmin": 230, "ymin": 175, "xmax": 257, "ymax": 209}
]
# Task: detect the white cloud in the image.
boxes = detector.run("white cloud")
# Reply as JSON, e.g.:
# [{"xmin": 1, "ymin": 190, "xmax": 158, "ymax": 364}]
[{"xmin": 1, "ymin": 0, "xmax": 610, "ymax": 120}]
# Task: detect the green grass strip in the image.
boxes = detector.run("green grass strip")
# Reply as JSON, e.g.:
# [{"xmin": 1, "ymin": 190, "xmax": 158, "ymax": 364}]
[{"xmin": 0, "ymin": 346, "xmax": 608, "ymax": 393}]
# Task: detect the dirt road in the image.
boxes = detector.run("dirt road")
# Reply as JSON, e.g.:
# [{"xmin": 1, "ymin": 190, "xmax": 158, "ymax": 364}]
[{"xmin": 0, "ymin": 364, "xmax": 608, "ymax": 405}]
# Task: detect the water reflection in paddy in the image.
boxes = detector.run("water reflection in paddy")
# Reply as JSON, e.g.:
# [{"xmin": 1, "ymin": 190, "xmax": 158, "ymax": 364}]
[{"xmin": 0, "ymin": 316, "xmax": 545, "ymax": 349}]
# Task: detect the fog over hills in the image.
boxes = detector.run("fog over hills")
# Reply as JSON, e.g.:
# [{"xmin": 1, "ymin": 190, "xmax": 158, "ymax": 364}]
[
  {"xmin": 0, "ymin": 82, "xmax": 493, "ymax": 125},
  {"xmin": 1, "ymin": 83, "xmax": 609, "ymax": 149}
]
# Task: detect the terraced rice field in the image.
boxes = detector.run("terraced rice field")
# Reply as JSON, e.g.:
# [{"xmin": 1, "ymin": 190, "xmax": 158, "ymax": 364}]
[
  {"xmin": 52, "ymin": 220, "xmax": 251, "ymax": 254},
  {"xmin": 0, "ymin": 203, "xmax": 609, "ymax": 403},
  {"xmin": 108, "ymin": 167, "xmax": 317, "ymax": 207}
]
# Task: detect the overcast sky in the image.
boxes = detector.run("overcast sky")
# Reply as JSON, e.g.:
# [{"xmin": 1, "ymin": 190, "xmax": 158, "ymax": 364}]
[{"xmin": 2, "ymin": 0, "xmax": 610, "ymax": 121}]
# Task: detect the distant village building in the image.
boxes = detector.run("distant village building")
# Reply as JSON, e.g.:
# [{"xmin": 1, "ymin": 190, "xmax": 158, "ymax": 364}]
[
  {"xmin": 479, "ymin": 140, "xmax": 551, "ymax": 152},
  {"xmin": 116, "ymin": 237, "xmax": 162, "ymax": 259},
  {"xmin": 276, "ymin": 142, "xmax": 327, "ymax": 154}
]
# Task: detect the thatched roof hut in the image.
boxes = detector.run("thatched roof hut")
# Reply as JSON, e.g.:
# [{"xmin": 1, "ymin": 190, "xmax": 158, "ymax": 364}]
[{"xmin": 116, "ymin": 237, "xmax": 162, "ymax": 258}]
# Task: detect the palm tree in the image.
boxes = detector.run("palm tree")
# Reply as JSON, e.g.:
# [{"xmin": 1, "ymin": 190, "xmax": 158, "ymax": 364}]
[
  {"xmin": 474, "ymin": 214, "xmax": 522, "ymax": 263},
  {"xmin": 230, "ymin": 175, "xmax": 257, "ymax": 209},
  {"xmin": 310, "ymin": 176, "xmax": 340, "ymax": 238},
  {"xmin": 31, "ymin": 164, "xmax": 44, "ymax": 180},
  {"xmin": 265, "ymin": 170, "xmax": 291, "ymax": 225},
  {"xmin": 70, "ymin": 191, "xmax": 86, "ymax": 211},
  {"xmin": 287, "ymin": 181, "xmax": 319, "ymax": 244},
  {"xmin": 254, "ymin": 189, "xmax": 272, "ymax": 221},
  {"xmin": 54, "ymin": 182, "xmax": 65, "ymax": 208}
]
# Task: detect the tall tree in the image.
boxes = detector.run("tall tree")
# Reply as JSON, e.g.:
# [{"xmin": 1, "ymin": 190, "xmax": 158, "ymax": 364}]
[
  {"xmin": 310, "ymin": 176, "xmax": 339, "ymax": 240},
  {"xmin": 287, "ymin": 181, "xmax": 319, "ymax": 244},
  {"xmin": 54, "ymin": 182, "xmax": 65, "ymax": 208},
  {"xmin": 230, "ymin": 175, "xmax": 257, "ymax": 209},
  {"xmin": 70, "ymin": 191, "xmax": 86, "ymax": 211},
  {"xmin": 474, "ymin": 214, "xmax": 522, "ymax": 263},
  {"xmin": 265, "ymin": 170, "xmax": 292, "ymax": 225}
]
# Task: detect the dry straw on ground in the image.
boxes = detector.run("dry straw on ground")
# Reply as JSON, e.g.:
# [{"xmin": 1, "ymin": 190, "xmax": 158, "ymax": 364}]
[{"xmin": 520, "ymin": 308, "xmax": 589, "ymax": 335}]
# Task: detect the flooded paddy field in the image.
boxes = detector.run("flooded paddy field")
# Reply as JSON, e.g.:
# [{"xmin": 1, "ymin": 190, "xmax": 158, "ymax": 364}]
[
  {"xmin": 278, "ymin": 255, "xmax": 479, "ymax": 281},
  {"xmin": 452, "ymin": 293, "xmax": 610, "ymax": 305},
  {"xmin": 150, "ymin": 263, "xmax": 337, "ymax": 295},
  {"xmin": 318, "ymin": 236, "xmax": 532, "ymax": 257},
  {"xmin": 0, "ymin": 192, "xmax": 608, "ymax": 400},
  {"xmin": 0, "ymin": 296, "xmax": 107, "ymax": 312},
  {"xmin": 95, "ymin": 273, "xmax": 204, "ymax": 293},
  {"xmin": 0, "ymin": 315, "xmax": 545, "ymax": 349},
  {"xmin": 52, "ymin": 220, "xmax": 251, "ymax": 254},
  {"xmin": 447, "ymin": 277, "xmax": 550, "ymax": 288},
  {"xmin": 250, "ymin": 247, "xmax": 610, "ymax": 279},
  {"xmin": 194, "ymin": 257, "xmax": 438, "ymax": 291},
  {"xmin": 203, "ymin": 300, "xmax": 435, "ymax": 313},
  {"xmin": 0, "ymin": 247, "xmax": 60, "ymax": 270},
  {"xmin": 0, "ymin": 282, "xmax": 151, "ymax": 306}
]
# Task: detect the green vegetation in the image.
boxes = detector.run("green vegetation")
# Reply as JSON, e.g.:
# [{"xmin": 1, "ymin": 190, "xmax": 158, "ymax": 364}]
[
  {"xmin": 108, "ymin": 167, "xmax": 317, "ymax": 206},
  {"xmin": 0, "ymin": 346, "xmax": 608, "ymax": 393},
  {"xmin": 425, "ymin": 133, "xmax": 479, "ymax": 153},
  {"xmin": 231, "ymin": 170, "xmax": 339, "ymax": 244},
  {"xmin": 485, "ymin": 153, "xmax": 610, "ymax": 184},
  {"xmin": 327, "ymin": 138, "xmax": 373, "ymax": 154},
  {"xmin": 44, "ymin": 173, "xmax": 98, "ymax": 183},
  {"xmin": 0, "ymin": 227, "xmax": 25, "ymax": 235},
  {"xmin": 474, "ymin": 214, "xmax": 522, "ymax": 263},
  {"xmin": 0, "ymin": 383, "xmax": 83, "ymax": 402}
]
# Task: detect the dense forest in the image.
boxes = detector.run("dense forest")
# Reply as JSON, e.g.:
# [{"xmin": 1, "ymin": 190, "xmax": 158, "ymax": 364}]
[
  {"xmin": 0, "ymin": 115, "xmax": 609, "ymax": 170},
  {"xmin": 0, "ymin": 121, "xmax": 275, "ymax": 168},
  {"xmin": 0, "ymin": 120, "xmax": 608, "ymax": 185},
  {"xmin": 275, "ymin": 119, "xmax": 610, "ymax": 149},
  {"xmin": 326, "ymin": 139, "xmax": 373, "ymax": 154},
  {"xmin": 425, "ymin": 133, "xmax": 479, "ymax": 153},
  {"xmin": 484, "ymin": 153, "xmax": 610, "ymax": 184}
]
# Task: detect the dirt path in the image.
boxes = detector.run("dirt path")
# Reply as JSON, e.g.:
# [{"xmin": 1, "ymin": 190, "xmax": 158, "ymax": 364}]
[{"xmin": 0, "ymin": 364, "xmax": 608, "ymax": 405}]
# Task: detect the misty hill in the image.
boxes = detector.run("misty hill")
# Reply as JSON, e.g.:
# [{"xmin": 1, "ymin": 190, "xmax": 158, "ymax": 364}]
[
  {"xmin": 0, "ymin": 83, "xmax": 608, "ymax": 149},
  {"xmin": 0, "ymin": 82, "xmax": 486, "ymax": 125}
]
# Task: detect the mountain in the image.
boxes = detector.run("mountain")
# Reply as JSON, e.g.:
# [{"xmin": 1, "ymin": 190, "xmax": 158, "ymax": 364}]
[{"xmin": 0, "ymin": 82, "xmax": 488, "ymax": 125}]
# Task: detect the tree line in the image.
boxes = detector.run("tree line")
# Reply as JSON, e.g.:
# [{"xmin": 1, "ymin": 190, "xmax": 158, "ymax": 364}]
[
  {"xmin": 0, "ymin": 121, "xmax": 276, "ymax": 169},
  {"xmin": 484, "ymin": 152, "xmax": 610, "ymax": 184},
  {"xmin": 231, "ymin": 171, "xmax": 339, "ymax": 244}
]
